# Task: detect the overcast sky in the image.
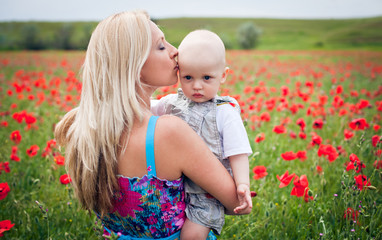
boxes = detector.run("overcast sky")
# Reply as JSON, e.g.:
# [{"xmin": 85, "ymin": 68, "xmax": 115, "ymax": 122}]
[{"xmin": 1, "ymin": 0, "xmax": 382, "ymax": 21}]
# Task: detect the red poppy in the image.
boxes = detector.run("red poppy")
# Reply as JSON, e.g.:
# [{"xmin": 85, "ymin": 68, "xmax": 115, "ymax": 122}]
[
  {"xmin": 296, "ymin": 118, "xmax": 306, "ymax": 131},
  {"xmin": 12, "ymin": 111, "xmax": 25, "ymax": 123},
  {"xmin": 374, "ymin": 124, "xmax": 381, "ymax": 132},
  {"xmin": 9, "ymin": 130, "xmax": 22, "ymax": 144},
  {"xmin": 281, "ymin": 151, "xmax": 297, "ymax": 161},
  {"xmin": 310, "ymin": 134, "xmax": 322, "ymax": 146},
  {"xmin": 0, "ymin": 220, "xmax": 15, "ymax": 237},
  {"xmin": 374, "ymin": 160, "xmax": 382, "ymax": 169},
  {"xmin": 354, "ymin": 175, "xmax": 371, "ymax": 190},
  {"xmin": 54, "ymin": 155, "xmax": 65, "ymax": 166},
  {"xmin": 260, "ymin": 112, "xmax": 271, "ymax": 122},
  {"xmin": 338, "ymin": 108, "xmax": 347, "ymax": 116},
  {"xmin": 344, "ymin": 207, "xmax": 359, "ymax": 221},
  {"xmin": 0, "ymin": 121, "xmax": 8, "ymax": 127},
  {"xmin": 10, "ymin": 153, "xmax": 20, "ymax": 162},
  {"xmin": 11, "ymin": 146, "xmax": 17, "ymax": 154},
  {"xmin": 281, "ymin": 85, "xmax": 289, "ymax": 96},
  {"xmin": 41, "ymin": 147, "xmax": 51, "ymax": 157},
  {"xmin": 252, "ymin": 166, "xmax": 268, "ymax": 180},
  {"xmin": 350, "ymin": 90, "xmax": 358, "ymax": 97},
  {"xmin": 0, "ymin": 162, "xmax": 10, "ymax": 174},
  {"xmin": 356, "ymin": 99, "xmax": 370, "ymax": 110},
  {"xmin": 372, "ymin": 135, "xmax": 381, "ymax": 147},
  {"xmin": 291, "ymin": 175, "xmax": 309, "ymax": 198},
  {"xmin": 349, "ymin": 118, "xmax": 369, "ymax": 130},
  {"xmin": 317, "ymin": 144, "xmax": 338, "ymax": 162},
  {"xmin": 312, "ymin": 118, "xmax": 324, "ymax": 129},
  {"xmin": 316, "ymin": 165, "xmax": 323, "ymax": 174},
  {"xmin": 0, "ymin": 182, "xmax": 11, "ymax": 200},
  {"xmin": 344, "ymin": 129, "xmax": 354, "ymax": 140},
  {"xmin": 289, "ymin": 131, "xmax": 297, "ymax": 139},
  {"xmin": 346, "ymin": 153, "xmax": 366, "ymax": 173},
  {"xmin": 26, "ymin": 145, "xmax": 40, "ymax": 157},
  {"xmin": 299, "ymin": 131, "xmax": 306, "ymax": 139},
  {"xmin": 296, "ymin": 150, "xmax": 307, "ymax": 161},
  {"xmin": 25, "ymin": 113, "xmax": 37, "ymax": 125},
  {"xmin": 46, "ymin": 139, "xmax": 57, "ymax": 149},
  {"xmin": 336, "ymin": 85, "xmax": 343, "ymax": 94},
  {"xmin": 336, "ymin": 145, "xmax": 347, "ymax": 156},
  {"xmin": 276, "ymin": 170, "xmax": 296, "ymax": 188},
  {"xmin": 332, "ymin": 95, "xmax": 344, "ymax": 108},
  {"xmin": 255, "ymin": 133, "xmax": 265, "ymax": 143},
  {"xmin": 60, "ymin": 174, "xmax": 72, "ymax": 184},
  {"xmin": 273, "ymin": 125, "xmax": 286, "ymax": 134},
  {"xmin": 376, "ymin": 150, "xmax": 382, "ymax": 157}
]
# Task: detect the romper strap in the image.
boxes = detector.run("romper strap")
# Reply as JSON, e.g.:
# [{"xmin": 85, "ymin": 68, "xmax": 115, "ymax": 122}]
[{"xmin": 146, "ymin": 116, "xmax": 159, "ymax": 176}]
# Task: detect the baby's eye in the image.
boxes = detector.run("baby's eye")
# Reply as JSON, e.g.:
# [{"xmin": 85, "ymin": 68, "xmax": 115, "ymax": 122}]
[
  {"xmin": 185, "ymin": 76, "xmax": 192, "ymax": 80},
  {"xmin": 204, "ymin": 76, "xmax": 211, "ymax": 80},
  {"xmin": 159, "ymin": 43, "xmax": 165, "ymax": 50}
]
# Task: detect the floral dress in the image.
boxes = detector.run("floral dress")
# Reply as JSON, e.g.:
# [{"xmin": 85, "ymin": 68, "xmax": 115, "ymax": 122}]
[{"xmin": 97, "ymin": 116, "xmax": 186, "ymax": 239}]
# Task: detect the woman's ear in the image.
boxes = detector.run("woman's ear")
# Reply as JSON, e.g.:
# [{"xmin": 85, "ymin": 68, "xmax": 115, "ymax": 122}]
[{"xmin": 220, "ymin": 67, "xmax": 229, "ymax": 84}]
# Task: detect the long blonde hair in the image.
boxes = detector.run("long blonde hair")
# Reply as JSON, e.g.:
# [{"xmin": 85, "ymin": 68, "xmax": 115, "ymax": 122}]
[{"xmin": 55, "ymin": 10, "xmax": 152, "ymax": 215}]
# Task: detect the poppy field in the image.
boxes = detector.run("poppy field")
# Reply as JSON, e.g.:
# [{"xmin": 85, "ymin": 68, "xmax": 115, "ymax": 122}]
[{"xmin": 0, "ymin": 50, "xmax": 381, "ymax": 239}]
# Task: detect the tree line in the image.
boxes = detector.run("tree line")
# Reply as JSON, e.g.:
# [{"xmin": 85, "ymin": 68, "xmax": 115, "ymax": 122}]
[{"xmin": 0, "ymin": 21, "xmax": 261, "ymax": 50}]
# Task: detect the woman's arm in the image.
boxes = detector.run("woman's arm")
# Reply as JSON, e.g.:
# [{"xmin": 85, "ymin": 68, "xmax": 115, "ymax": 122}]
[{"xmin": 156, "ymin": 115, "xmax": 251, "ymax": 214}]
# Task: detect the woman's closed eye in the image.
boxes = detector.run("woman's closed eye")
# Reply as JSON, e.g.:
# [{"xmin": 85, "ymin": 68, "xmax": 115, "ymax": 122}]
[{"xmin": 159, "ymin": 43, "xmax": 165, "ymax": 50}]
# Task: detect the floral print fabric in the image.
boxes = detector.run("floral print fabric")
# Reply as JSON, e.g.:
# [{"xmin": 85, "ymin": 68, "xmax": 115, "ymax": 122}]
[{"xmin": 98, "ymin": 174, "xmax": 186, "ymax": 238}]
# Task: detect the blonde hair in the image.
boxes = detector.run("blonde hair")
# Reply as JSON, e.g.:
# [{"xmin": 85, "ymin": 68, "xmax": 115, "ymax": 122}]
[{"xmin": 55, "ymin": 10, "xmax": 152, "ymax": 215}]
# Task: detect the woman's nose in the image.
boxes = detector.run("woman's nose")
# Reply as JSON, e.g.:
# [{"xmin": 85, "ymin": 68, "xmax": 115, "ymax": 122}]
[{"xmin": 169, "ymin": 44, "xmax": 178, "ymax": 59}]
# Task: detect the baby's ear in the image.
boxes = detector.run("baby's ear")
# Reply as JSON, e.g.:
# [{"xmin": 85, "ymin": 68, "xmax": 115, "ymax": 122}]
[{"xmin": 221, "ymin": 67, "xmax": 229, "ymax": 84}]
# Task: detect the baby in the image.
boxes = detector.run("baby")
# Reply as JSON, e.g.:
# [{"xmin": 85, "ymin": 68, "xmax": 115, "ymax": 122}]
[{"xmin": 152, "ymin": 30, "xmax": 252, "ymax": 239}]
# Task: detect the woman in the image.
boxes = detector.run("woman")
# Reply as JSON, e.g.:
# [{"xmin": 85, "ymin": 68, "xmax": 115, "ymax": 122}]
[{"xmin": 55, "ymin": 10, "xmax": 251, "ymax": 239}]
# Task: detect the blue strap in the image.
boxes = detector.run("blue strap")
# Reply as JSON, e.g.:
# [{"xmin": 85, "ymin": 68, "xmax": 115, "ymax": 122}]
[{"xmin": 146, "ymin": 116, "xmax": 159, "ymax": 176}]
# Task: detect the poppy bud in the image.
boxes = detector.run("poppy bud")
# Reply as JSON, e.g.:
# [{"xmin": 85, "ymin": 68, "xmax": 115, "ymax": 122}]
[
  {"xmin": 365, "ymin": 185, "xmax": 376, "ymax": 190},
  {"xmin": 308, "ymin": 189, "xmax": 313, "ymax": 197},
  {"xmin": 308, "ymin": 208, "xmax": 313, "ymax": 215}
]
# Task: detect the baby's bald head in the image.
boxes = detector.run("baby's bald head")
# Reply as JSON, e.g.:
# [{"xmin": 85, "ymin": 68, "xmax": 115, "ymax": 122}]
[{"xmin": 178, "ymin": 30, "xmax": 226, "ymax": 69}]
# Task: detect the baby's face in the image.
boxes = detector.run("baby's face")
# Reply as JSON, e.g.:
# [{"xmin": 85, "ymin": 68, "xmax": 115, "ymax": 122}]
[{"xmin": 178, "ymin": 47, "xmax": 226, "ymax": 103}]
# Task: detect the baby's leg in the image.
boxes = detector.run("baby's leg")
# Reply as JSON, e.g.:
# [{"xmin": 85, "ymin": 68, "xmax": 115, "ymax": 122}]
[{"xmin": 181, "ymin": 218, "xmax": 211, "ymax": 240}]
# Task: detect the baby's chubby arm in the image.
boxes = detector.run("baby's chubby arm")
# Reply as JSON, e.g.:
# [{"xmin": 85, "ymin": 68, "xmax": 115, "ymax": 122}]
[{"xmin": 229, "ymin": 154, "xmax": 252, "ymax": 214}]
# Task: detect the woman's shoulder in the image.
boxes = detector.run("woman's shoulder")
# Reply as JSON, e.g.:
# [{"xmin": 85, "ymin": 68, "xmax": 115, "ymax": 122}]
[
  {"xmin": 155, "ymin": 115, "xmax": 198, "ymax": 149},
  {"xmin": 156, "ymin": 115, "xmax": 189, "ymax": 133}
]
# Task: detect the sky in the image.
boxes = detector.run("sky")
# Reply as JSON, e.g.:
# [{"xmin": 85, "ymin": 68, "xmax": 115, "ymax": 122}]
[{"xmin": 1, "ymin": 0, "xmax": 382, "ymax": 21}]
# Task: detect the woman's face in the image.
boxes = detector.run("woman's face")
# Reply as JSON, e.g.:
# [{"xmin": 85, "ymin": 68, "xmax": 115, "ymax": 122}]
[{"xmin": 140, "ymin": 21, "xmax": 179, "ymax": 87}]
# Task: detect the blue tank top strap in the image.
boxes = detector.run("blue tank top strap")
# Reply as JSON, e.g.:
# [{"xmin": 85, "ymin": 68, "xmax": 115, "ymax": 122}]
[{"xmin": 146, "ymin": 115, "xmax": 159, "ymax": 176}]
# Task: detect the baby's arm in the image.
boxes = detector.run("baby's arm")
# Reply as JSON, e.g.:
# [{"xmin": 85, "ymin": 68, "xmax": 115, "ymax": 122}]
[{"xmin": 229, "ymin": 154, "xmax": 252, "ymax": 214}]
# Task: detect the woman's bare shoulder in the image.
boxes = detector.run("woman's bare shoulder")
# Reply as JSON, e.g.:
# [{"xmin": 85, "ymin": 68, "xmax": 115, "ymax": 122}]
[
  {"xmin": 154, "ymin": 115, "xmax": 201, "ymax": 155},
  {"xmin": 156, "ymin": 115, "xmax": 191, "ymax": 137}
]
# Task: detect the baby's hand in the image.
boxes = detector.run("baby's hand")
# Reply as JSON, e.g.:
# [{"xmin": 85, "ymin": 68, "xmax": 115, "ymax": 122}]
[{"xmin": 234, "ymin": 184, "xmax": 253, "ymax": 214}]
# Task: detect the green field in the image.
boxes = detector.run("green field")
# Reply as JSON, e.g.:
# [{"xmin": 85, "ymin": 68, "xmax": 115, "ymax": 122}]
[
  {"xmin": 157, "ymin": 17, "xmax": 382, "ymax": 50},
  {"xmin": 0, "ymin": 50, "xmax": 381, "ymax": 239},
  {"xmin": 1, "ymin": 16, "xmax": 382, "ymax": 50}
]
